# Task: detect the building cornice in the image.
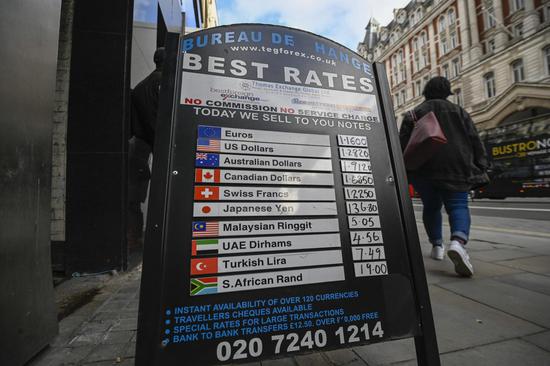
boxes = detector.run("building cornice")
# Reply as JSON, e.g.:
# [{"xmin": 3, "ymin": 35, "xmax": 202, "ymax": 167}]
[{"xmin": 376, "ymin": 0, "xmax": 454, "ymax": 60}]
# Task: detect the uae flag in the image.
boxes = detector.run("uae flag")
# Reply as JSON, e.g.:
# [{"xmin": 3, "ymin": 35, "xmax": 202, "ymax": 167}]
[
  {"xmin": 195, "ymin": 168, "xmax": 220, "ymax": 183},
  {"xmin": 191, "ymin": 257, "xmax": 218, "ymax": 275},
  {"xmin": 192, "ymin": 239, "xmax": 219, "ymax": 256},
  {"xmin": 190, "ymin": 277, "xmax": 218, "ymax": 296}
]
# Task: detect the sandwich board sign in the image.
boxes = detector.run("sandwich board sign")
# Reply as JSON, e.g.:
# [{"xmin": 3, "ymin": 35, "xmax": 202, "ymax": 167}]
[{"xmin": 136, "ymin": 24, "xmax": 440, "ymax": 366}]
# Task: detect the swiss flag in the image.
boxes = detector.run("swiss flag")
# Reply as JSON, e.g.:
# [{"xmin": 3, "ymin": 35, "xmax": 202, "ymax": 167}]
[
  {"xmin": 195, "ymin": 168, "xmax": 220, "ymax": 183},
  {"xmin": 194, "ymin": 186, "xmax": 220, "ymax": 201},
  {"xmin": 191, "ymin": 257, "xmax": 218, "ymax": 275}
]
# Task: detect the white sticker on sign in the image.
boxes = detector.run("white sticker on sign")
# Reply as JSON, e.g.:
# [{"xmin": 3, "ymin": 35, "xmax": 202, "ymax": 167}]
[
  {"xmin": 348, "ymin": 215, "xmax": 381, "ymax": 229},
  {"xmin": 194, "ymin": 186, "xmax": 336, "ymax": 201},
  {"xmin": 351, "ymin": 246, "xmax": 386, "ymax": 261},
  {"xmin": 193, "ymin": 202, "xmax": 338, "ymax": 217},
  {"xmin": 195, "ymin": 153, "xmax": 333, "ymax": 171},
  {"xmin": 354, "ymin": 261, "xmax": 388, "ymax": 277},
  {"xmin": 198, "ymin": 139, "xmax": 332, "ymax": 158},
  {"xmin": 344, "ymin": 187, "xmax": 377, "ymax": 200},
  {"xmin": 339, "ymin": 147, "xmax": 370, "ymax": 160},
  {"xmin": 191, "ymin": 218, "xmax": 340, "ymax": 238},
  {"xmin": 337, "ymin": 135, "xmax": 368, "ymax": 147},
  {"xmin": 342, "ymin": 173, "xmax": 374, "ymax": 186},
  {"xmin": 349, "ymin": 230, "xmax": 384, "ymax": 245},
  {"xmin": 346, "ymin": 201, "xmax": 379, "ymax": 214},
  {"xmin": 195, "ymin": 169, "xmax": 335, "ymax": 186},
  {"xmin": 191, "ymin": 250, "xmax": 342, "ymax": 275},
  {"xmin": 197, "ymin": 123, "xmax": 330, "ymax": 146},
  {"xmin": 190, "ymin": 266, "xmax": 346, "ymax": 296},
  {"xmin": 340, "ymin": 160, "xmax": 372, "ymax": 173},
  {"xmin": 192, "ymin": 233, "xmax": 342, "ymax": 256}
]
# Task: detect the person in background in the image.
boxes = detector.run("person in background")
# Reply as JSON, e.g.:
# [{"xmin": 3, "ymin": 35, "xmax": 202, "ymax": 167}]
[
  {"xmin": 127, "ymin": 47, "xmax": 165, "ymax": 248},
  {"xmin": 399, "ymin": 76, "xmax": 489, "ymax": 277}
]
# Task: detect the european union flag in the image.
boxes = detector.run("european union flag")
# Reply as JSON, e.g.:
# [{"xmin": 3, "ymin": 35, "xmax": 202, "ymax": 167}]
[
  {"xmin": 198, "ymin": 125, "xmax": 222, "ymax": 139},
  {"xmin": 195, "ymin": 153, "xmax": 219, "ymax": 167}
]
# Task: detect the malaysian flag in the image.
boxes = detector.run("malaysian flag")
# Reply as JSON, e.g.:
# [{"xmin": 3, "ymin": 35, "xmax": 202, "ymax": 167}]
[
  {"xmin": 192, "ymin": 221, "xmax": 219, "ymax": 237},
  {"xmin": 197, "ymin": 138, "xmax": 221, "ymax": 152}
]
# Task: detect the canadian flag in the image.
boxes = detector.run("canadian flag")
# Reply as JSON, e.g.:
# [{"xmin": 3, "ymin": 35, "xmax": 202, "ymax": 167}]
[{"xmin": 195, "ymin": 168, "xmax": 220, "ymax": 183}]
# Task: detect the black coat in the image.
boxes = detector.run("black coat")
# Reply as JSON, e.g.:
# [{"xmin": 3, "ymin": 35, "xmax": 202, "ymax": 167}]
[
  {"xmin": 399, "ymin": 99, "xmax": 489, "ymax": 191},
  {"xmin": 131, "ymin": 69, "xmax": 162, "ymax": 148}
]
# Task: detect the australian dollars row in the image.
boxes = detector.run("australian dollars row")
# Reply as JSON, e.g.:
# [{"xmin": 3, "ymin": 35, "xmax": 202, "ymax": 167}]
[{"xmin": 196, "ymin": 153, "xmax": 333, "ymax": 171}]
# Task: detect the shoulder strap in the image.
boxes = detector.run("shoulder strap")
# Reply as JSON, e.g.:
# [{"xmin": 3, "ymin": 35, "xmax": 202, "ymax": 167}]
[{"xmin": 409, "ymin": 109, "xmax": 417, "ymax": 123}]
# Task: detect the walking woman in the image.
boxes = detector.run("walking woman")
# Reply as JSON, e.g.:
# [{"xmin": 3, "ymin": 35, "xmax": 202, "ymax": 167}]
[{"xmin": 399, "ymin": 77, "xmax": 489, "ymax": 277}]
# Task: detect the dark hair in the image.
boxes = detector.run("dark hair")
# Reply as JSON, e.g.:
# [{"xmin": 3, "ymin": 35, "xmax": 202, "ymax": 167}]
[
  {"xmin": 154, "ymin": 47, "xmax": 166, "ymax": 69},
  {"xmin": 423, "ymin": 76, "xmax": 452, "ymax": 100}
]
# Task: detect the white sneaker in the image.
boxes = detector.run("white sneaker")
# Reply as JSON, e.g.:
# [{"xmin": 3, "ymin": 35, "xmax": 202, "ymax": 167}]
[
  {"xmin": 430, "ymin": 246, "xmax": 444, "ymax": 260},
  {"xmin": 447, "ymin": 240, "xmax": 474, "ymax": 277}
]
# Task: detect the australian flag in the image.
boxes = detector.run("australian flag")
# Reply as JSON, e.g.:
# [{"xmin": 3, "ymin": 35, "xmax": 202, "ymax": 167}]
[
  {"xmin": 196, "ymin": 153, "xmax": 219, "ymax": 167},
  {"xmin": 198, "ymin": 125, "xmax": 222, "ymax": 139}
]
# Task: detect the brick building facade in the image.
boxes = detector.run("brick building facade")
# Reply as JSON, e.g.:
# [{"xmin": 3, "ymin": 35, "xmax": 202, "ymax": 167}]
[{"xmin": 358, "ymin": 0, "xmax": 550, "ymax": 129}]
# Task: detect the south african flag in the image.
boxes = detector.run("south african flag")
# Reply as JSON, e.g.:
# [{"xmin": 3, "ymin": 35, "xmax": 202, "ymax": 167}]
[
  {"xmin": 190, "ymin": 277, "xmax": 218, "ymax": 296},
  {"xmin": 191, "ymin": 239, "xmax": 219, "ymax": 256}
]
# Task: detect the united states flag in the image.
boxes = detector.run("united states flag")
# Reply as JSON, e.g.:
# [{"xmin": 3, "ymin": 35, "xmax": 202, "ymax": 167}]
[
  {"xmin": 192, "ymin": 221, "xmax": 219, "ymax": 237},
  {"xmin": 197, "ymin": 138, "xmax": 221, "ymax": 152}
]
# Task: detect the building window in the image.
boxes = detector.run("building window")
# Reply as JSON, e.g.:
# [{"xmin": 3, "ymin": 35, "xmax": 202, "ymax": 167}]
[
  {"xmin": 454, "ymin": 89, "xmax": 463, "ymax": 106},
  {"xmin": 485, "ymin": 38, "xmax": 496, "ymax": 54},
  {"xmin": 452, "ymin": 58, "xmax": 461, "ymax": 78},
  {"xmin": 544, "ymin": 4, "xmax": 550, "ymax": 23},
  {"xmin": 544, "ymin": 46, "xmax": 550, "ymax": 75},
  {"xmin": 442, "ymin": 64, "xmax": 450, "ymax": 79},
  {"xmin": 392, "ymin": 55, "xmax": 398, "ymax": 86},
  {"xmin": 484, "ymin": 1, "xmax": 496, "ymax": 29},
  {"xmin": 448, "ymin": 8, "xmax": 456, "ymax": 25},
  {"xmin": 450, "ymin": 31, "xmax": 458, "ymax": 49},
  {"xmin": 440, "ymin": 37, "xmax": 448, "ymax": 54},
  {"xmin": 484, "ymin": 72, "xmax": 496, "ymax": 98},
  {"xmin": 398, "ymin": 49, "xmax": 406, "ymax": 82},
  {"xmin": 438, "ymin": 15, "xmax": 446, "ymax": 32},
  {"xmin": 415, "ymin": 80, "xmax": 422, "ymax": 97},
  {"xmin": 416, "ymin": 8, "xmax": 423, "ymax": 22},
  {"xmin": 510, "ymin": 0, "xmax": 525, "ymax": 12},
  {"xmin": 513, "ymin": 23, "xmax": 523, "ymax": 38},
  {"xmin": 401, "ymin": 89, "xmax": 407, "ymax": 103},
  {"xmin": 511, "ymin": 59, "xmax": 524, "ymax": 82}
]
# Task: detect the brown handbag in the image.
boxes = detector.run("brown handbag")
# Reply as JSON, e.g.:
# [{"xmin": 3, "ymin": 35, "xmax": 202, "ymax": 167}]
[{"xmin": 403, "ymin": 110, "xmax": 448, "ymax": 170}]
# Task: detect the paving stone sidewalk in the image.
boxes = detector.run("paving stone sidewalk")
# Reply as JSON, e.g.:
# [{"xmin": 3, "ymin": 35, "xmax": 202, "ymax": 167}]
[{"xmin": 30, "ymin": 220, "xmax": 550, "ymax": 366}]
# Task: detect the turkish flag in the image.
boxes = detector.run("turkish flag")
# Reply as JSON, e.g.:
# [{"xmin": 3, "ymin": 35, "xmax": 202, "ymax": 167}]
[
  {"xmin": 194, "ymin": 186, "xmax": 220, "ymax": 201},
  {"xmin": 195, "ymin": 168, "xmax": 220, "ymax": 183},
  {"xmin": 191, "ymin": 257, "xmax": 218, "ymax": 275}
]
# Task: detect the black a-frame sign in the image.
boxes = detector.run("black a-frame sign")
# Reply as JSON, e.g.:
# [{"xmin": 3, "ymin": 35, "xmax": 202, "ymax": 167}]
[{"xmin": 136, "ymin": 22, "xmax": 440, "ymax": 366}]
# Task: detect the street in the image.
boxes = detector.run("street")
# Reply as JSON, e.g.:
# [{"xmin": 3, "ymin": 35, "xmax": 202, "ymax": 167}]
[
  {"xmin": 414, "ymin": 198, "xmax": 550, "ymax": 227},
  {"xmin": 29, "ymin": 199, "xmax": 550, "ymax": 366}
]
